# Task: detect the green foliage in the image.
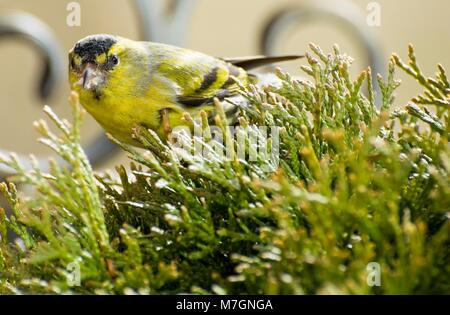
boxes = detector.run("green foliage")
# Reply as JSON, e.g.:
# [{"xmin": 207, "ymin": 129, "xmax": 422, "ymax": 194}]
[{"xmin": 0, "ymin": 44, "xmax": 449, "ymax": 294}]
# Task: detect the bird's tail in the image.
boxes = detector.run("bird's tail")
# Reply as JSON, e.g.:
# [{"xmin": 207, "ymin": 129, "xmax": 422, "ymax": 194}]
[{"xmin": 222, "ymin": 55, "xmax": 304, "ymax": 70}]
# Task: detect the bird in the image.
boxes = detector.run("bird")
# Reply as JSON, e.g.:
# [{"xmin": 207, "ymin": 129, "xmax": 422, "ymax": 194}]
[{"xmin": 68, "ymin": 34, "xmax": 302, "ymax": 147}]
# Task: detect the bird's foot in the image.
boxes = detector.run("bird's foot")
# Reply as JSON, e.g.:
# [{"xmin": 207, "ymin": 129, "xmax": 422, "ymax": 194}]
[{"xmin": 160, "ymin": 108, "xmax": 173, "ymax": 142}]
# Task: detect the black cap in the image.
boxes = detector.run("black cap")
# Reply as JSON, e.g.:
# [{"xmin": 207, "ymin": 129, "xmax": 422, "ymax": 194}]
[{"xmin": 73, "ymin": 34, "xmax": 117, "ymax": 63}]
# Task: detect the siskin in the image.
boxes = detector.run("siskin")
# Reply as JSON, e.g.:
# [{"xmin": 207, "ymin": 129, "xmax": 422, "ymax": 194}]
[{"xmin": 68, "ymin": 34, "xmax": 302, "ymax": 146}]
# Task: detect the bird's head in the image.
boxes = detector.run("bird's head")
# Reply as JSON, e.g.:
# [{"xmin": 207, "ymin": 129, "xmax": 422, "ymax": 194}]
[{"xmin": 69, "ymin": 34, "xmax": 123, "ymax": 95}]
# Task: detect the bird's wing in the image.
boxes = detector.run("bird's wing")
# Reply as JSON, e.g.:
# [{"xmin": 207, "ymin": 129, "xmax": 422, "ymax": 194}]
[
  {"xmin": 174, "ymin": 60, "xmax": 247, "ymax": 108},
  {"xmin": 145, "ymin": 42, "xmax": 250, "ymax": 108},
  {"xmin": 175, "ymin": 55, "xmax": 305, "ymax": 107}
]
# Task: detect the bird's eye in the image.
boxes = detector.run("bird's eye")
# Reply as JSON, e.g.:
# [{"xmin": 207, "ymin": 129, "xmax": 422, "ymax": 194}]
[{"xmin": 110, "ymin": 55, "xmax": 119, "ymax": 65}]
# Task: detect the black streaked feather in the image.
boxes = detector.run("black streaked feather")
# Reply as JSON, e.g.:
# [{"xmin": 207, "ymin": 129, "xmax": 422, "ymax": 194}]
[
  {"xmin": 222, "ymin": 55, "xmax": 303, "ymax": 70},
  {"xmin": 195, "ymin": 67, "xmax": 219, "ymax": 93}
]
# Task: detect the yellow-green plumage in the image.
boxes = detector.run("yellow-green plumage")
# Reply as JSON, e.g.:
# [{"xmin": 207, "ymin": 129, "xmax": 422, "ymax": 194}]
[{"xmin": 68, "ymin": 34, "xmax": 302, "ymax": 146}]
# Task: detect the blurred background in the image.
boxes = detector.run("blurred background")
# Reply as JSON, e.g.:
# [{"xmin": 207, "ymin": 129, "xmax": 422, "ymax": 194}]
[{"xmin": 0, "ymin": 0, "xmax": 449, "ymax": 174}]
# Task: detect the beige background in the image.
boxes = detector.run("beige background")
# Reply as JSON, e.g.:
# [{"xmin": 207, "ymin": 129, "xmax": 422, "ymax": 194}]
[{"xmin": 0, "ymin": 0, "xmax": 448, "ymax": 170}]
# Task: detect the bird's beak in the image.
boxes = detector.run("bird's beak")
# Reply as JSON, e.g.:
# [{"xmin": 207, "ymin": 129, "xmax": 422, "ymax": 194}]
[{"xmin": 76, "ymin": 63, "xmax": 104, "ymax": 90}]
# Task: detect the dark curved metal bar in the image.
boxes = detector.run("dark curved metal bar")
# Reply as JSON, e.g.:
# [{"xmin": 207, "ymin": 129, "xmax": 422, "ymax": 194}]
[
  {"xmin": 0, "ymin": 12, "xmax": 65, "ymax": 177},
  {"xmin": 260, "ymin": 1, "xmax": 385, "ymax": 107},
  {"xmin": 0, "ymin": 12, "xmax": 64, "ymax": 100},
  {"xmin": 83, "ymin": 134, "xmax": 119, "ymax": 168}
]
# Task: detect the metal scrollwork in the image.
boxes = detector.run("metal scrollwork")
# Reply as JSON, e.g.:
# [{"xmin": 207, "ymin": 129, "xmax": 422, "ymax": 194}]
[
  {"xmin": 0, "ymin": 12, "xmax": 64, "ymax": 176},
  {"xmin": 261, "ymin": 0, "xmax": 384, "ymax": 104}
]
